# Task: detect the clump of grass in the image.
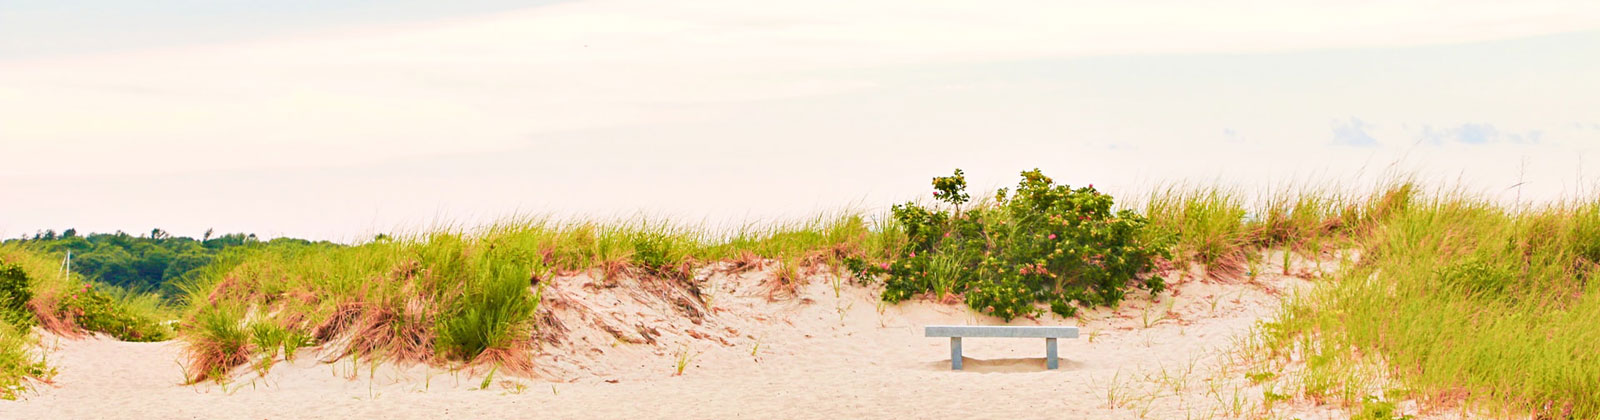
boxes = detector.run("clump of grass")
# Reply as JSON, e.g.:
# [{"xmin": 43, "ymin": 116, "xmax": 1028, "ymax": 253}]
[
  {"xmin": 183, "ymin": 305, "xmax": 252, "ymax": 383},
  {"xmin": 1255, "ymin": 185, "xmax": 1350, "ymax": 251},
  {"xmin": 672, "ymin": 343, "xmax": 695, "ymax": 376},
  {"xmin": 1145, "ymin": 186, "xmax": 1253, "ymax": 275},
  {"xmin": 1350, "ymin": 395, "xmax": 1414, "ymax": 420}
]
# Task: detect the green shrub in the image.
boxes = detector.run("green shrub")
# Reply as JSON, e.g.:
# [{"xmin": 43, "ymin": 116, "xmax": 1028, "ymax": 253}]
[
  {"xmin": 880, "ymin": 169, "xmax": 1170, "ymax": 320},
  {"xmin": 0, "ymin": 264, "xmax": 35, "ymax": 328}
]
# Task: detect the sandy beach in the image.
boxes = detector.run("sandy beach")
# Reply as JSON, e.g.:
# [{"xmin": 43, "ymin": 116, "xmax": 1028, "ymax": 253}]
[{"xmin": 0, "ymin": 252, "xmax": 1441, "ymax": 419}]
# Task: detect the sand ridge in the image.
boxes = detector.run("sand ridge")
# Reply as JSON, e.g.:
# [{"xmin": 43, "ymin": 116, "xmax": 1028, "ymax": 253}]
[{"xmin": 0, "ymin": 252, "xmax": 1416, "ymax": 419}]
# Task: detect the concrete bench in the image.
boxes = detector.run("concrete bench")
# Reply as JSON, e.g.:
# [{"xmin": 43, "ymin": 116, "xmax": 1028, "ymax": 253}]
[{"xmin": 925, "ymin": 325, "xmax": 1079, "ymax": 370}]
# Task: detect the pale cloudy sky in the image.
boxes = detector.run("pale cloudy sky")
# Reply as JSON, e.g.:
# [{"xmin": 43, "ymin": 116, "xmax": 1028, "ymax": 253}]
[{"xmin": 2, "ymin": 1, "xmax": 1598, "ymax": 241}]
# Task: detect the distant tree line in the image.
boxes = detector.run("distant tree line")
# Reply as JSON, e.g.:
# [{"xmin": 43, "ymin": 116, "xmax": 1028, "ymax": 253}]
[{"xmin": 4, "ymin": 228, "xmax": 340, "ymax": 294}]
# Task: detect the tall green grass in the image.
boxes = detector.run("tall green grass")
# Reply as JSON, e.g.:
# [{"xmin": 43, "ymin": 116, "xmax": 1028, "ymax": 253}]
[
  {"xmin": 1144, "ymin": 186, "xmax": 1254, "ymax": 272},
  {"xmin": 1261, "ymin": 190, "xmax": 1600, "ymax": 417},
  {"xmin": 1142, "ymin": 181, "xmax": 1414, "ymax": 275},
  {"xmin": 177, "ymin": 213, "xmax": 900, "ymax": 381}
]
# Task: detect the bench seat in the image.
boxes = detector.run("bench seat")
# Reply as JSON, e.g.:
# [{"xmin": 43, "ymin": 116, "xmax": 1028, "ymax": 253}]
[{"xmin": 925, "ymin": 325, "xmax": 1079, "ymax": 370}]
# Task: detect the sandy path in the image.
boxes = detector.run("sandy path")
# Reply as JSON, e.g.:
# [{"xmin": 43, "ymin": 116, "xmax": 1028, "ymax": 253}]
[{"xmin": 1, "ymin": 255, "xmax": 1365, "ymax": 419}]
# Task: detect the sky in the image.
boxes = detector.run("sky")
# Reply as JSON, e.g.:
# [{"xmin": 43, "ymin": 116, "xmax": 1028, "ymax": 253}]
[{"xmin": 2, "ymin": 0, "xmax": 1599, "ymax": 242}]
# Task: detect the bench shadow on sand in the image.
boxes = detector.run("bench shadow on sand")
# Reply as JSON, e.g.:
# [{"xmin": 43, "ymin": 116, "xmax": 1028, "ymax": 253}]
[{"xmin": 922, "ymin": 357, "xmax": 1085, "ymax": 373}]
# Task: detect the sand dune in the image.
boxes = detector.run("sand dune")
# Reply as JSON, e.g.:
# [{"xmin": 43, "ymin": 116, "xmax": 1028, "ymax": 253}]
[{"xmin": 0, "ymin": 252, "xmax": 1445, "ymax": 419}]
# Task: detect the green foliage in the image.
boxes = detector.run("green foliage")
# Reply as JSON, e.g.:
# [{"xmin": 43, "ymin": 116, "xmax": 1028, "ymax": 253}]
[
  {"xmin": 55, "ymin": 282, "xmax": 170, "ymax": 342},
  {"xmin": 0, "ymin": 264, "xmax": 34, "ymax": 328},
  {"xmin": 0, "ymin": 252, "xmax": 59, "ymax": 400},
  {"xmin": 881, "ymin": 169, "xmax": 1170, "ymax": 320},
  {"xmin": 1350, "ymin": 396, "xmax": 1413, "ymax": 420},
  {"xmin": 4, "ymin": 230, "xmax": 335, "ymax": 294},
  {"xmin": 931, "ymin": 169, "xmax": 971, "ymax": 207}
]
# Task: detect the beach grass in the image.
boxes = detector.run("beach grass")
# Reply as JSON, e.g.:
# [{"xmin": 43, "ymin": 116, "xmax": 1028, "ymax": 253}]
[
  {"xmin": 1258, "ymin": 187, "xmax": 1600, "ymax": 417},
  {"xmin": 175, "ymin": 213, "xmax": 902, "ymax": 381},
  {"xmin": 171, "ymin": 176, "xmax": 1600, "ymax": 419},
  {"xmin": 0, "ymin": 317, "xmax": 51, "ymax": 400},
  {"xmin": 3, "ymin": 169, "xmax": 1581, "ymax": 418}
]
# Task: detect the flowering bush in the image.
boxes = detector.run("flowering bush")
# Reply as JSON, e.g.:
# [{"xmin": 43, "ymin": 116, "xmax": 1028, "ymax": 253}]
[
  {"xmin": 877, "ymin": 169, "xmax": 1170, "ymax": 320},
  {"xmin": 56, "ymin": 283, "xmax": 168, "ymax": 342}
]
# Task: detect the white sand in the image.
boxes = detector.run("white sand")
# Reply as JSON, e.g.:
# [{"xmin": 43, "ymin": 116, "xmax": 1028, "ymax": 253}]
[{"xmin": 0, "ymin": 252, "xmax": 1450, "ymax": 419}]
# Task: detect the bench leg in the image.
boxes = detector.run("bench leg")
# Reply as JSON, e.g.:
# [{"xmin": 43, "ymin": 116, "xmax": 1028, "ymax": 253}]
[
  {"xmin": 950, "ymin": 337, "xmax": 963, "ymax": 370},
  {"xmin": 1046, "ymin": 337, "xmax": 1058, "ymax": 370}
]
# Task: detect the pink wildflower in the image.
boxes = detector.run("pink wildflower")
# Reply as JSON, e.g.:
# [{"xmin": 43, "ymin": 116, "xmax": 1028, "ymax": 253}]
[
  {"xmin": 880, "ymin": 263, "xmax": 890, "ymax": 270},
  {"xmin": 1048, "ymin": 234, "xmax": 1057, "ymax": 240}
]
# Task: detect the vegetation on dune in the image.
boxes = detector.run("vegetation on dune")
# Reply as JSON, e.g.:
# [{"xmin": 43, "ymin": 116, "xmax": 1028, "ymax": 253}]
[
  {"xmin": 0, "ymin": 230, "xmax": 299, "ymax": 396},
  {"xmin": 4, "ymin": 228, "xmax": 334, "ymax": 294},
  {"xmin": 1062, "ymin": 178, "xmax": 1597, "ymax": 417},
  {"xmin": 1257, "ymin": 191, "xmax": 1600, "ymax": 418},
  {"xmin": 9, "ymin": 167, "xmax": 1592, "ymax": 418},
  {"xmin": 1, "ymin": 245, "xmax": 174, "ymax": 399},
  {"xmin": 873, "ymin": 169, "xmax": 1171, "ymax": 320},
  {"xmin": 0, "ymin": 319, "xmax": 50, "ymax": 400},
  {"xmin": 1, "ymin": 262, "xmax": 52, "ymax": 400},
  {"xmin": 0, "ymin": 245, "xmax": 173, "ymax": 343},
  {"xmin": 177, "ymin": 214, "xmax": 899, "ymax": 382}
]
